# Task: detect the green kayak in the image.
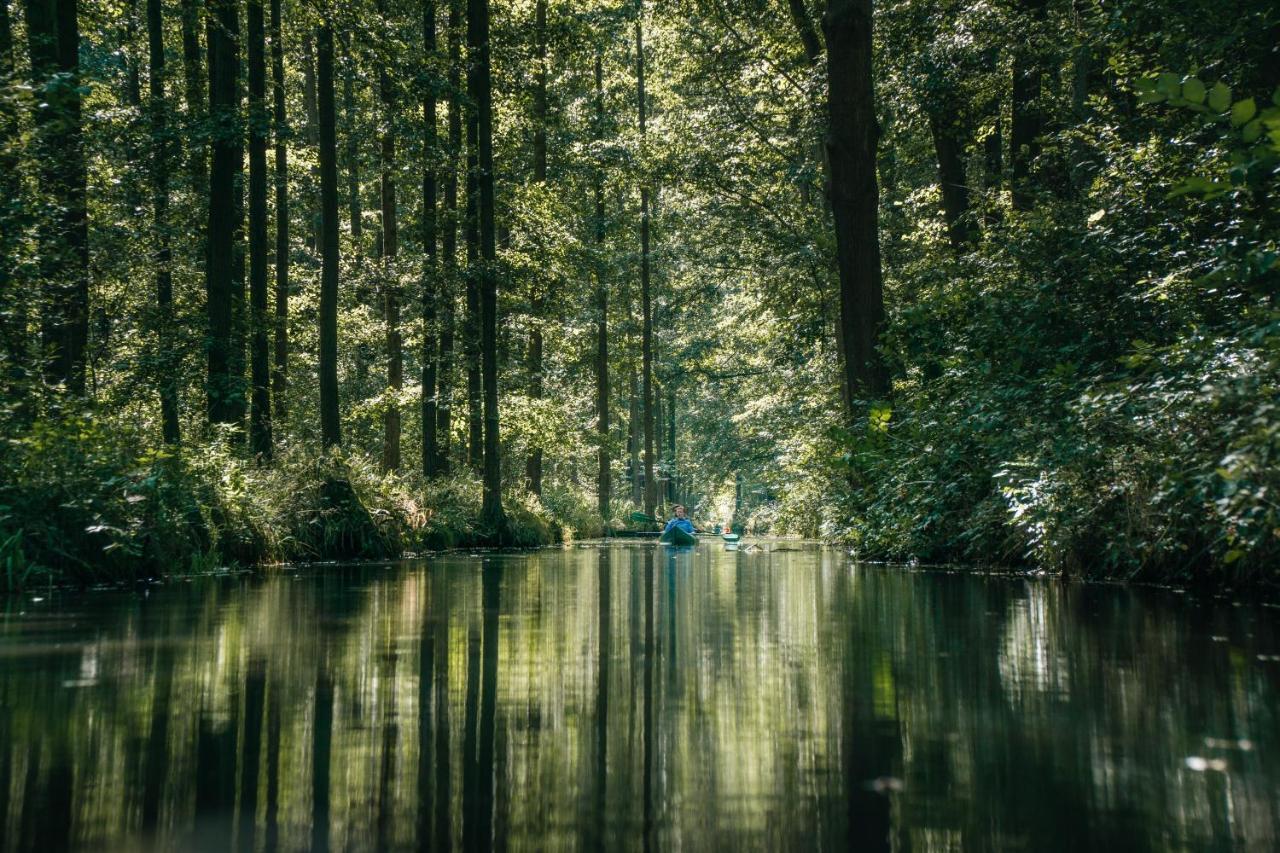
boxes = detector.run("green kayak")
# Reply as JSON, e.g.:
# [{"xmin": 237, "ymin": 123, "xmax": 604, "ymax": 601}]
[{"xmin": 659, "ymin": 526, "xmax": 697, "ymax": 546}]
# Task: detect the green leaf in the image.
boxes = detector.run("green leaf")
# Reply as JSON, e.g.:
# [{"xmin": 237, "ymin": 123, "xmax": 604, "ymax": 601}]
[
  {"xmin": 1156, "ymin": 72, "xmax": 1181, "ymax": 96},
  {"xmin": 1181, "ymin": 77, "xmax": 1206, "ymax": 104},
  {"xmin": 1223, "ymin": 549, "xmax": 1245, "ymax": 564},
  {"xmin": 1208, "ymin": 82, "xmax": 1232, "ymax": 112},
  {"xmin": 1137, "ymin": 91, "xmax": 1167, "ymax": 105},
  {"xmin": 1230, "ymin": 97, "xmax": 1256, "ymax": 127},
  {"xmin": 1242, "ymin": 118, "xmax": 1263, "ymax": 144},
  {"xmin": 1273, "ymin": 85, "xmax": 1280, "ymax": 107}
]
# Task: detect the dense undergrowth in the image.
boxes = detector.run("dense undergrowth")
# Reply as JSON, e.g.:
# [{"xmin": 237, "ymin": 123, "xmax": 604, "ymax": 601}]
[
  {"xmin": 776, "ymin": 80, "xmax": 1279, "ymax": 586},
  {"xmin": 0, "ymin": 409, "xmax": 606, "ymax": 591}
]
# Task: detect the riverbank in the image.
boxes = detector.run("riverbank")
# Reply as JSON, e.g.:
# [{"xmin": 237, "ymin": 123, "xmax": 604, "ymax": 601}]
[{"xmin": 0, "ymin": 414, "xmax": 607, "ymax": 591}]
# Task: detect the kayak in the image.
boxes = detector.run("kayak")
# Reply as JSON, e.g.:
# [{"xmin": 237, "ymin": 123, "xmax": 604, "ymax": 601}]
[
  {"xmin": 722, "ymin": 533, "xmax": 740, "ymax": 543},
  {"xmin": 659, "ymin": 526, "xmax": 697, "ymax": 546}
]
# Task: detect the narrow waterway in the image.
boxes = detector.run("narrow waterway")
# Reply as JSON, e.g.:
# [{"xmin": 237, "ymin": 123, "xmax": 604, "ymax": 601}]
[{"xmin": 0, "ymin": 541, "xmax": 1276, "ymax": 851}]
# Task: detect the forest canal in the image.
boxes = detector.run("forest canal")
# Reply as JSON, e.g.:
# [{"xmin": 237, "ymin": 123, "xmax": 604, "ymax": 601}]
[{"xmin": 1, "ymin": 542, "xmax": 1277, "ymax": 851}]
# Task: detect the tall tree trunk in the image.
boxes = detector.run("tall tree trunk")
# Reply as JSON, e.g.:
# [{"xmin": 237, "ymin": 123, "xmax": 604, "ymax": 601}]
[
  {"xmin": 421, "ymin": 0, "xmax": 442, "ymax": 477},
  {"xmin": 635, "ymin": 0, "xmax": 656, "ymax": 520},
  {"xmin": 205, "ymin": 0, "xmax": 245, "ymax": 429},
  {"xmin": 670, "ymin": 384, "xmax": 680, "ymax": 504},
  {"xmin": 464, "ymin": 76, "xmax": 482, "ymax": 471},
  {"xmin": 25, "ymin": 0, "xmax": 89, "ymax": 394},
  {"xmin": 248, "ymin": 0, "xmax": 272, "ymax": 457},
  {"xmin": 379, "ymin": 0, "xmax": 401, "ymax": 473},
  {"xmin": 928, "ymin": 109, "xmax": 976, "ymax": 249},
  {"xmin": 302, "ymin": 31, "xmax": 320, "ymax": 252},
  {"xmin": 436, "ymin": 0, "xmax": 462, "ymax": 474},
  {"xmin": 317, "ymin": 24, "xmax": 341, "ymax": 448},
  {"xmin": 524, "ymin": 0, "xmax": 547, "ymax": 498},
  {"xmin": 343, "ymin": 49, "xmax": 362, "ymax": 252},
  {"xmin": 270, "ymin": 0, "xmax": 288, "ymax": 420},
  {"xmin": 593, "ymin": 51, "xmax": 609, "ymax": 520},
  {"xmin": 147, "ymin": 0, "xmax": 180, "ymax": 444},
  {"xmin": 0, "ymin": 0, "xmax": 26, "ymax": 401},
  {"xmin": 180, "ymin": 0, "xmax": 206, "ymax": 198},
  {"xmin": 823, "ymin": 0, "xmax": 889, "ymax": 410},
  {"xmin": 628, "ymin": 367, "xmax": 640, "ymax": 505},
  {"xmin": 469, "ymin": 0, "xmax": 504, "ymax": 534},
  {"xmin": 1010, "ymin": 0, "xmax": 1047, "ymax": 211}
]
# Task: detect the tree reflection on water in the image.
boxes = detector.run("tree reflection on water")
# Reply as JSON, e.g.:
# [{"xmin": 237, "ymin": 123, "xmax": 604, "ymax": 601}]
[{"xmin": 0, "ymin": 543, "xmax": 1276, "ymax": 851}]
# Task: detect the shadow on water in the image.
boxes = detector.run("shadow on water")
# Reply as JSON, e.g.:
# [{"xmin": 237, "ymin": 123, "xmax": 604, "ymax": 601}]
[{"xmin": 0, "ymin": 543, "xmax": 1278, "ymax": 850}]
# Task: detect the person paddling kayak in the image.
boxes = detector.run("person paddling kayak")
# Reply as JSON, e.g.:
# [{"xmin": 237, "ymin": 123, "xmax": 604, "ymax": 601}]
[
  {"xmin": 662, "ymin": 505, "xmax": 697, "ymax": 537},
  {"xmin": 660, "ymin": 505, "xmax": 698, "ymax": 546}
]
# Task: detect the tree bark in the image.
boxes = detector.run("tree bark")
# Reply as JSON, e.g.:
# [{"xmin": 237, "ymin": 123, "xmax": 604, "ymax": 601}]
[
  {"xmin": 823, "ymin": 0, "xmax": 889, "ymax": 408},
  {"xmin": 1010, "ymin": 0, "xmax": 1047, "ymax": 212},
  {"xmin": 0, "ymin": 0, "xmax": 25, "ymax": 400},
  {"xmin": 343, "ymin": 48, "xmax": 362, "ymax": 251},
  {"xmin": 628, "ymin": 366, "xmax": 640, "ymax": 505},
  {"xmin": 464, "ymin": 68, "xmax": 482, "ymax": 471},
  {"xmin": 435, "ymin": 0, "xmax": 462, "ymax": 474},
  {"xmin": 180, "ymin": 0, "xmax": 206, "ymax": 199},
  {"xmin": 421, "ymin": 0, "xmax": 442, "ymax": 478},
  {"xmin": 379, "ymin": 0, "xmax": 402, "ymax": 473},
  {"xmin": 666, "ymin": 385, "xmax": 676, "ymax": 505},
  {"xmin": 205, "ymin": 0, "xmax": 245, "ymax": 429},
  {"xmin": 524, "ymin": 0, "xmax": 547, "ymax": 498},
  {"xmin": 636, "ymin": 0, "xmax": 656, "ymax": 520},
  {"xmin": 147, "ymin": 0, "xmax": 180, "ymax": 444},
  {"xmin": 301, "ymin": 31, "xmax": 321, "ymax": 253},
  {"xmin": 25, "ymin": 0, "xmax": 89, "ymax": 394},
  {"xmin": 270, "ymin": 0, "xmax": 288, "ymax": 420},
  {"xmin": 317, "ymin": 24, "xmax": 341, "ymax": 448},
  {"xmin": 248, "ymin": 0, "xmax": 272, "ymax": 457},
  {"xmin": 469, "ymin": 0, "xmax": 504, "ymax": 534},
  {"xmin": 594, "ymin": 51, "xmax": 610, "ymax": 520}
]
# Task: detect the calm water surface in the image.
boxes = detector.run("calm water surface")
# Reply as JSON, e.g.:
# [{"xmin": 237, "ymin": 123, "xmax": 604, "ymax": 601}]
[{"xmin": 0, "ymin": 541, "xmax": 1277, "ymax": 851}]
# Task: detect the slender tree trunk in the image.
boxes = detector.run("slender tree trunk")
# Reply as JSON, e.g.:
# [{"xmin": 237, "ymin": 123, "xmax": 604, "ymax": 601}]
[
  {"xmin": 25, "ymin": 0, "xmax": 89, "ymax": 394},
  {"xmin": 635, "ymin": 0, "xmax": 656, "ymax": 520},
  {"xmin": 421, "ymin": 0, "xmax": 442, "ymax": 478},
  {"xmin": 180, "ymin": 0, "xmax": 206, "ymax": 198},
  {"xmin": 302, "ymin": 31, "xmax": 320, "ymax": 252},
  {"xmin": 670, "ymin": 384, "xmax": 680, "ymax": 504},
  {"xmin": 270, "ymin": 0, "xmax": 288, "ymax": 420},
  {"xmin": 343, "ymin": 48, "xmax": 362, "ymax": 251},
  {"xmin": 593, "ymin": 51, "xmax": 610, "ymax": 520},
  {"xmin": 248, "ymin": 0, "xmax": 272, "ymax": 457},
  {"xmin": 524, "ymin": 0, "xmax": 547, "ymax": 497},
  {"xmin": 317, "ymin": 24, "xmax": 341, "ymax": 448},
  {"xmin": 1010, "ymin": 0, "xmax": 1047, "ymax": 211},
  {"xmin": 436, "ymin": 0, "xmax": 462, "ymax": 474},
  {"xmin": 147, "ymin": 0, "xmax": 180, "ymax": 444},
  {"xmin": 928, "ymin": 109, "xmax": 976, "ymax": 249},
  {"xmin": 469, "ymin": 0, "xmax": 503, "ymax": 534},
  {"xmin": 379, "ymin": 0, "xmax": 402, "ymax": 473},
  {"xmin": 464, "ymin": 79, "xmax": 482, "ymax": 471},
  {"xmin": 823, "ymin": 0, "xmax": 889, "ymax": 409},
  {"xmin": 205, "ymin": 0, "xmax": 245, "ymax": 428},
  {"xmin": 628, "ymin": 367, "xmax": 641, "ymax": 505},
  {"xmin": 0, "ymin": 0, "xmax": 26, "ymax": 400}
]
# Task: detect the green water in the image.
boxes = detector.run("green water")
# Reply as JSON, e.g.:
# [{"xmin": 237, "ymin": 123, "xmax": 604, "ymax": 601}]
[{"xmin": 0, "ymin": 542, "xmax": 1277, "ymax": 851}]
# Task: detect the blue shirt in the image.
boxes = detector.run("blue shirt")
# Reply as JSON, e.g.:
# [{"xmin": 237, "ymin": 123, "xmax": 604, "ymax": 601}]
[{"xmin": 663, "ymin": 517, "xmax": 694, "ymax": 535}]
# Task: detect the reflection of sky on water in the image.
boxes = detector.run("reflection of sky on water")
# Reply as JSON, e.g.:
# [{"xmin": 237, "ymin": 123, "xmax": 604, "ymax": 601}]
[{"xmin": 0, "ymin": 543, "xmax": 1276, "ymax": 851}]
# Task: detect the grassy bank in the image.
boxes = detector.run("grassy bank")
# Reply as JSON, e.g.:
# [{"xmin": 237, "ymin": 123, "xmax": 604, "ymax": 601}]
[{"xmin": 0, "ymin": 413, "xmax": 608, "ymax": 591}]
